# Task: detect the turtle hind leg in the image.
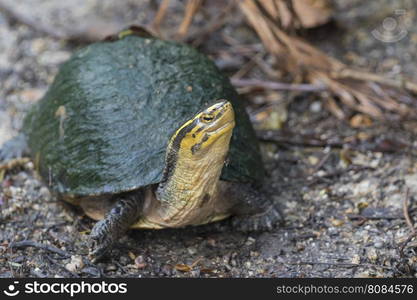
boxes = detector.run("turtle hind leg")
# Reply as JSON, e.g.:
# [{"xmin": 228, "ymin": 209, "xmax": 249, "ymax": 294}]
[
  {"xmin": 231, "ymin": 202, "xmax": 283, "ymax": 232},
  {"xmin": 0, "ymin": 134, "xmax": 28, "ymax": 161},
  {"xmin": 88, "ymin": 190, "xmax": 144, "ymax": 262},
  {"xmin": 225, "ymin": 182, "xmax": 283, "ymax": 232}
]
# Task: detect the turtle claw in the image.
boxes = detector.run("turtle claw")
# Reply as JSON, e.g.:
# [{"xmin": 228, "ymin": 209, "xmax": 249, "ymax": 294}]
[
  {"xmin": 232, "ymin": 203, "xmax": 283, "ymax": 232},
  {"xmin": 88, "ymin": 194, "xmax": 144, "ymax": 262},
  {"xmin": 88, "ymin": 219, "xmax": 115, "ymax": 262}
]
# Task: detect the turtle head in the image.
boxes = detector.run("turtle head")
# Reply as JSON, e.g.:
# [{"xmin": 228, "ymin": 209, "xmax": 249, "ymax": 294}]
[
  {"xmin": 154, "ymin": 100, "xmax": 235, "ymax": 226},
  {"xmin": 177, "ymin": 100, "xmax": 235, "ymax": 158},
  {"xmin": 162, "ymin": 99, "xmax": 235, "ymax": 179}
]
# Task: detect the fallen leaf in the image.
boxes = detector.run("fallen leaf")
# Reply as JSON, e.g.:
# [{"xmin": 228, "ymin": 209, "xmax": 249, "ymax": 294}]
[
  {"xmin": 350, "ymin": 114, "xmax": 373, "ymax": 128},
  {"xmin": 200, "ymin": 268, "xmax": 215, "ymax": 274},
  {"xmin": 331, "ymin": 218, "xmax": 344, "ymax": 227},
  {"xmin": 175, "ymin": 264, "xmax": 192, "ymax": 272}
]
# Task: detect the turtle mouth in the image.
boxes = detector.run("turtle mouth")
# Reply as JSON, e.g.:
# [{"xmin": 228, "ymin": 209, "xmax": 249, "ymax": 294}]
[
  {"xmin": 203, "ymin": 101, "xmax": 235, "ymax": 134},
  {"xmin": 207, "ymin": 120, "xmax": 235, "ymax": 135}
]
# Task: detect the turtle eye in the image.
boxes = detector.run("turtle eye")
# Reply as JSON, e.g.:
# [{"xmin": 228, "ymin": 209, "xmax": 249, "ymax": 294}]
[{"xmin": 201, "ymin": 114, "xmax": 214, "ymax": 123}]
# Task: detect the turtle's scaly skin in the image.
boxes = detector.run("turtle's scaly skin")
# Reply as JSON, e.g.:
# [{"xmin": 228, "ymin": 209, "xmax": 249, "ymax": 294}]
[{"xmin": 23, "ymin": 35, "xmax": 264, "ymax": 198}]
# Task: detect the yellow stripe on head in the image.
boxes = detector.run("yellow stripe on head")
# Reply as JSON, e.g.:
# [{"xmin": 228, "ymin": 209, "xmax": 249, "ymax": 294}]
[{"xmin": 167, "ymin": 100, "xmax": 235, "ymax": 158}]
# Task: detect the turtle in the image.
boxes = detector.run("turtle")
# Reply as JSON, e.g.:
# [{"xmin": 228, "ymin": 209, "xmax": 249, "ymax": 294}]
[{"xmin": 0, "ymin": 27, "xmax": 282, "ymax": 260}]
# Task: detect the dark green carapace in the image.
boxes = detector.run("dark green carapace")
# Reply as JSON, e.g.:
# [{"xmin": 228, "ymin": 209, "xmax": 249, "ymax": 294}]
[{"xmin": 24, "ymin": 35, "xmax": 264, "ymax": 197}]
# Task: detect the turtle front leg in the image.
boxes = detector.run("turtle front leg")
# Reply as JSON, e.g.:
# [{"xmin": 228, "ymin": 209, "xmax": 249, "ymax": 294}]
[{"xmin": 89, "ymin": 191, "xmax": 144, "ymax": 262}]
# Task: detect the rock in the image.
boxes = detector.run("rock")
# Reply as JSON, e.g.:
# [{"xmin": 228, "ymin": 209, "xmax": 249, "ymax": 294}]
[
  {"xmin": 134, "ymin": 255, "xmax": 147, "ymax": 269},
  {"xmin": 65, "ymin": 255, "xmax": 84, "ymax": 273}
]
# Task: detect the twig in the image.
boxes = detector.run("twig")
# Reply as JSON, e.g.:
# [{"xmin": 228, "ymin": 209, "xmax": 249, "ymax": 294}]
[
  {"xmin": 399, "ymin": 187, "xmax": 417, "ymax": 258},
  {"xmin": 239, "ymin": 0, "xmax": 417, "ymax": 119},
  {"xmin": 221, "ymin": 34, "xmax": 264, "ymax": 53},
  {"xmin": 347, "ymin": 214, "xmax": 402, "ymax": 221},
  {"xmin": 402, "ymin": 187, "xmax": 415, "ymax": 234},
  {"xmin": 257, "ymin": 130, "xmax": 410, "ymax": 154},
  {"xmin": 231, "ymin": 78, "xmax": 326, "ymax": 92},
  {"xmin": 9, "ymin": 240, "xmax": 71, "ymax": 258},
  {"xmin": 256, "ymin": 130, "xmax": 344, "ymax": 148},
  {"xmin": 191, "ymin": 1, "xmax": 237, "ymax": 46},
  {"xmin": 310, "ymin": 151, "xmax": 331, "ymax": 175},
  {"xmin": 399, "ymin": 232, "xmax": 417, "ymax": 258},
  {"xmin": 176, "ymin": 0, "xmax": 202, "ymax": 41},
  {"xmin": 285, "ymin": 261, "xmax": 394, "ymax": 271},
  {"xmin": 231, "ymin": 53, "xmax": 264, "ymax": 80},
  {"xmin": 190, "ymin": 256, "xmax": 204, "ymax": 268},
  {"xmin": 251, "ymin": 55, "xmax": 282, "ymax": 78},
  {"xmin": 151, "ymin": 0, "xmax": 171, "ymax": 33},
  {"xmin": 337, "ymin": 69, "xmax": 417, "ymax": 96},
  {"xmin": 287, "ymin": 261, "xmax": 358, "ymax": 267},
  {"xmin": 223, "ymin": 35, "xmax": 283, "ymax": 78}
]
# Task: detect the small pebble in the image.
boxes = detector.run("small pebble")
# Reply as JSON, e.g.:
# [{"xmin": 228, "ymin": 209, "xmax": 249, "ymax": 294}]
[
  {"xmin": 161, "ymin": 264, "xmax": 172, "ymax": 276},
  {"xmin": 367, "ymin": 249, "xmax": 378, "ymax": 263},
  {"xmin": 135, "ymin": 255, "xmax": 147, "ymax": 269},
  {"xmin": 310, "ymin": 101, "xmax": 322, "ymax": 112},
  {"xmin": 331, "ymin": 219, "xmax": 344, "ymax": 227},
  {"xmin": 105, "ymin": 264, "xmax": 117, "ymax": 272},
  {"xmin": 374, "ymin": 241, "xmax": 384, "ymax": 249},
  {"xmin": 65, "ymin": 255, "xmax": 84, "ymax": 273},
  {"xmin": 39, "ymin": 186, "xmax": 51, "ymax": 199},
  {"xmin": 245, "ymin": 237, "xmax": 256, "ymax": 246},
  {"xmin": 187, "ymin": 247, "xmax": 197, "ymax": 255},
  {"xmin": 351, "ymin": 254, "xmax": 361, "ymax": 265}
]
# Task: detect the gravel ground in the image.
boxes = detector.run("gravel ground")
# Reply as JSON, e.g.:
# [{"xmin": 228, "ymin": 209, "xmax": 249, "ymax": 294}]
[{"xmin": 0, "ymin": 0, "xmax": 417, "ymax": 278}]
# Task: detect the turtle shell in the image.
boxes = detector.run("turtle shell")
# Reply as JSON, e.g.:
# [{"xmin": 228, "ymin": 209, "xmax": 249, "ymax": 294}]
[{"xmin": 23, "ymin": 35, "xmax": 264, "ymax": 197}]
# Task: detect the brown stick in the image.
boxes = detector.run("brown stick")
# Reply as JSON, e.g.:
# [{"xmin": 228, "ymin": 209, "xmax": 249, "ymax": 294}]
[
  {"xmin": 399, "ymin": 186, "xmax": 417, "ymax": 258},
  {"xmin": 231, "ymin": 78, "xmax": 326, "ymax": 92},
  {"xmin": 256, "ymin": 130, "xmax": 344, "ymax": 148},
  {"xmin": 231, "ymin": 53, "xmax": 264, "ymax": 80},
  {"xmin": 191, "ymin": 1, "xmax": 237, "ymax": 46},
  {"xmin": 403, "ymin": 187, "xmax": 415, "ymax": 234},
  {"xmin": 239, "ymin": 0, "xmax": 417, "ymax": 120},
  {"xmin": 9, "ymin": 240, "xmax": 71, "ymax": 258},
  {"xmin": 399, "ymin": 232, "xmax": 417, "ymax": 258},
  {"xmin": 176, "ymin": 0, "xmax": 203, "ymax": 40},
  {"xmin": 151, "ymin": 0, "xmax": 171, "ymax": 32},
  {"xmin": 337, "ymin": 69, "xmax": 417, "ymax": 95},
  {"xmin": 310, "ymin": 151, "xmax": 332, "ymax": 175}
]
